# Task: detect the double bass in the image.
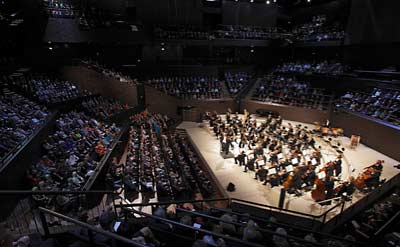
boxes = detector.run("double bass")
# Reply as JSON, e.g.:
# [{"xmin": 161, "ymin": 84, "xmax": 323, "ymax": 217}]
[
  {"xmin": 311, "ymin": 177, "xmax": 326, "ymax": 202},
  {"xmin": 354, "ymin": 167, "xmax": 374, "ymax": 190}
]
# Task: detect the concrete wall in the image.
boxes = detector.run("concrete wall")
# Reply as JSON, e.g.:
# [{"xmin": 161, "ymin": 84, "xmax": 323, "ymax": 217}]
[
  {"xmin": 145, "ymin": 86, "xmax": 237, "ymax": 121},
  {"xmin": 242, "ymin": 100, "xmax": 329, "ymax": 124},
  {"xmin": 60, "ymin": 66, "xmax": 138, "ymax": 107},
  {"xmin": 330, "ymin": 109, "xmax": 400, "ymax": 161}
]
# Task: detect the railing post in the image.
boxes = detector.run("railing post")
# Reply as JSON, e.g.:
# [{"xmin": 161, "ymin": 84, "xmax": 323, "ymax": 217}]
[
  {"xmin": 340, "ymin": 199, "xmax": 346, "ymax": 213},
  {"xmin": 39, "ymin": 211, "xmax": 50, "ymax": 237},
  {"xmin": 322, "ymin": 212, "xmax": 327, "ymax": 224},
  {"xmin": 88, "ymin": 229, "xmax": 94, "ymax": 244}
]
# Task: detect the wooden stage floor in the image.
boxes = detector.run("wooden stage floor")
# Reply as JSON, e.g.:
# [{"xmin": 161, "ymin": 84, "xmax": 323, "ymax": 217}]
[{"xmin": 177, "ymin": 117, "xmax": 400, "ymax": 221}]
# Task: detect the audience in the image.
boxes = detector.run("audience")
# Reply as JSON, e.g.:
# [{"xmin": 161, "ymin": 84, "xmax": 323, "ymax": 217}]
[
  {"xmin": 253, "ymin": 75, "xmax": 331, "ymax": 110},
  {"xmin": 46, "ymin": 0, "xmax": 75, "ymax": 18},
  {"xmin": 81, "ymin": 96, "xmax": 130, "ymax": 120},
  {"xmin": 81, "ymin": 60, "xmax": 137, "ymax": 85},
  {"xmin": 225, "ymin": 71, "xmax": 252, "ymax": 95},
  {"xmin": 78, "ymin": 7, "xmax": 131, "ymax": 31},
  {"xmin": 336, "ymin": 88, "xmax": 400, "ymax": 126},
  {"xmin": 338, "ymin": 187, "xmax": 400, "ymax": 242},
  {"xmin": 291, "ymin": 15, "xmax": 345, "ymax": 42},
  {"xmin": 108, "ymin": 112, "xmax": 214, "ymax": 203},
  {"xmin": 276, "ymin": 60, "xmax": 348, "ymax": 75},
  {"xmin": 215, "ymin": 25, "xmax": 286, "ymax": 40},
  {"xmin": 27, "ymin": 111, "xmax": 120, "ymax": 210},
  {"xmin": 154, "ymin": 24, "xmax": 287, "ymax": 41},
  {"xmin": 8, "ymin": 74, "xmax": 93, "ymax": 104},
  {"xmin": 0, "ymin": 89, "xmax": 49, "ymax": 162},
  {"xmin": 147, "ymin": 76, "xmax": 223, "ymax": 100}
]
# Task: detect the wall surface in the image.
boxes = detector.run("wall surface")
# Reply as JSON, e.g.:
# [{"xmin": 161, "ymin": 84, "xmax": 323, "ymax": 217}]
[
  {"xmin": 145, "ymin": 86, "xmax": 236, "ymax": 121},
  {"xmin": 60, "ymin": 66, "xmax": 138, "ymax": 107},
  {"xmin": 330, "ymin": 110, "xmax": 400, "ymax": 161},
  {"xmin": 222, "ymin": 1, "xmax": 279, "ymax": 27},
  {"xmin": 242, "ymin": 100, "xmax": 329, "ymax": 124}
]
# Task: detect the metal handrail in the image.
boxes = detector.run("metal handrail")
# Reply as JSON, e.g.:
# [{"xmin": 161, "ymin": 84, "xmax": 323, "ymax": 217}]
[
  {"xmin": 176, "ymin": 208, "xmax": 327, "ymax": 247},
  {"xmin": 38, "ymin": 207, "xmax": 146, "ymax": 247},
  {"xmin": 124, "ymin": 208, "xmax": 265, "ymax": 247},
  {"xmin": 0, "ymin": 112, "xmax": 56, "ymax": 172},
  {"xmin": 209, "ymin": 207, "xmax": 355, "ymax": 244},
  {"xmin": 83, "ymin": 125, "xmax": 128, "ymax": 191},
  {"xmin": 0, "ymin": 190, "xmax": 117, "ymax": 195}
]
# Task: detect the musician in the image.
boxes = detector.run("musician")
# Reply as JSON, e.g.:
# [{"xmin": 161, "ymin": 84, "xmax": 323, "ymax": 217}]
[
  {"xmin": 333, "ymin": 155, "xmax": 343, "ymax": 177},
  {"xmin": 304, "ymin": 168, "xmax": 316, "ymax": 188},
  {"xmin": 322, "ymin": 162, "xmax": 334, "ymax": 178},
  {"xmin": 364, "ymin": 169, "xmax": 381, "ymax": 189},
  {"xmin": 255, "ymin": 166, "xmax": 268, "ymax": 182},
  {"xmin": 245, "ymin": 157, "xmax": 257, "ymax": 172},
  {"xmin": 268, "ymin": 174, "xmax": 280, "ymax": 187},
  {"xmin": 223, "ymin": 137, "xmax": 234, "ymax": 155},
  {"xmin": 235, "ymin": 151, "xmax": 247, "ymax": 167},
  {"xmin": 370, "ymin": 160, "xmax": 384, "ymax": 171},
  {"xmin": 292, "ymin": 168, "xmax": 303, "ymax": 192},
  {"xmin": 324, "ymin": 176, "xmax": 335, "ymax": 199}
]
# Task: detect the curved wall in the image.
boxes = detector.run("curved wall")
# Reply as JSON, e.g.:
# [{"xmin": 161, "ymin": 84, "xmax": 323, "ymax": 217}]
[{"xmin": 60, "ymin": 66, "xmax": 138, "ymax": 107}]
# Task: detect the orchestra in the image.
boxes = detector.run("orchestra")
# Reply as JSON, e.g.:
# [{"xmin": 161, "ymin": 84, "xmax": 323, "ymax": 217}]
[{"xmin": 205, "ymin": 110, "xmax": 385, "ymax": 204}]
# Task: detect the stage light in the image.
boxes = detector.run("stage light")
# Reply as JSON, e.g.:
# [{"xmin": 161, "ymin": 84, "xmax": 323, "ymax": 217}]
[
  {"xmin": 307, "ymin": 0, "xmax": 311, "ymax": 2},
  {"xmin": 250, "ymin": 0, "xmax": 254, "ymax": 3},
  {"xmin": 266, "ymin": 0, "xmax": 270, "ymax": 4},
  {"xmin": 48, "ymin": 47, "xmax": 53, "ymax": 50},
  {"xmin": 161, "ymin": 47, "xmax": 165, "ymax": 51},
  {"xmin": 273, "ymin": 0, "xmax": 276, "ymax": 2}
]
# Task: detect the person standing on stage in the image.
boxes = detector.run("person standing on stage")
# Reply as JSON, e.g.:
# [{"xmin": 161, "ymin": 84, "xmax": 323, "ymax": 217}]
[
  {"xmin": 333, "ymin": 155, "xmax": 342, "ymax": 177},
  {"xmin": 235, "ymin": 151, "xmax": 247, "ymax": 167}
]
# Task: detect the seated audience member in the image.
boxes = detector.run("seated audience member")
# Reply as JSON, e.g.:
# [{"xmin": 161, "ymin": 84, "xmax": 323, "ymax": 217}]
[
  {"xmin": 27, "ymin": 111, "xmax": 120, "ymax": 209},
  {"xmin": 336, "ymin": 88, "xmax": 400, "ymax": 126},
  {"xmin": 253, "ymin": 74, "xmax": 331, "ymax": 110},
  {"xmin": 0, "ymin": 89, "xmax": 49, "ymax": 161},
  {"xmin": 225, "ymin": 71, "xmax": 251, "ymax": 95},
  {"xmin": 147, "ymin": 76, "xmax": 223, "ymax": 100},
  {"xmin": 81, "ymin": 96, "xmax": 129, "ymax": 120},
  {"xmin": 8, "ymin": 74, "xmax": 93, "ymax": 104}
]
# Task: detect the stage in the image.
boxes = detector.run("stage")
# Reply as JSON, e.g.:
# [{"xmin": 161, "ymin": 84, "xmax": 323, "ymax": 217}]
[{"xmin": 177, "ymin": 116, "xmax": 400, "ymax": 221}]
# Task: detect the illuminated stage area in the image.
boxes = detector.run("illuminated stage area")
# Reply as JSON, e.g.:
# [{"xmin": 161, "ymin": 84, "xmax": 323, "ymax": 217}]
[{"xmin": 177, "ymin": 115, "xmax": 400, "ymax": 221}]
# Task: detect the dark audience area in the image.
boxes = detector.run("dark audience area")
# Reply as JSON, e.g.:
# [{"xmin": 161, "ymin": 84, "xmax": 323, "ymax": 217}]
[
  {"xmin": 147, "ymin": 76, "xmax": 223, "ymax": 100},
  {"xmin": 7, "ymin": 74, "xmax": 93, "ymax": 104},
  {"xmin": 81, "ymin": 60, "xmax": 137, "ymax": 85},
  {"xmin": 253, "ymin": 74, "xmax": 332, "ymax": 110},
  {"xmin": 0, "ymin": 89, "xmax": 49, "ymax": 163},
  {"xmin": 154, "ymin": 24, "xmax": 288, "ymax": 41},
  {"xmin": 106, "ymin": 112, "xmax": 214, "ymax": 204},
  {"xmin": 336, "ymin": 88, "xmax": 400, "ymax": 126},
  {"xmin": 27, "ymin": 111, "xmax": 120, "ymax": 208},
  {"xmin": 276, "ymin": 61, "xmax": 349, "ymax": 75},
  {"xmin": 225, "ymin": 71, "xmax": 252, "ymax": 96},
  {"xmin": 81, "ymin": 96, "xmax": 130, "ymax": 120},
  {"xmin": 291, "ymin": 15, "xmax": 345, "ymax": 43},
  {"xmin": 46, "ymin": 0, "xmax": 75, "ymax": 18}
]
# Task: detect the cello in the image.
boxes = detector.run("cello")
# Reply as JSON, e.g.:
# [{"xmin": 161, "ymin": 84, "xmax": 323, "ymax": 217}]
[{"xmin": 311, "ymin": 177, "xmax": 326, "ymax": 202}]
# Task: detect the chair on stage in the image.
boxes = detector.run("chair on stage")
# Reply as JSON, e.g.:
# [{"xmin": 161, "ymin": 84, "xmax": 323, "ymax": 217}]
[{"xmin": 350, "ymin": 135, "xmax": 360, "ymax": 149}]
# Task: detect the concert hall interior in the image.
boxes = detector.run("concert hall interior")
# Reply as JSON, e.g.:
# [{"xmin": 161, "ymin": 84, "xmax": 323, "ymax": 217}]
[{"xmin": 1, "ymin": 0, "xmax": 400, "ymax": 246}]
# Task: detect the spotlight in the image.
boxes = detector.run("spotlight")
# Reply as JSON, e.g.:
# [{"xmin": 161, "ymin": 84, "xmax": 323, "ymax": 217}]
[
  {"xmin": 273, "ymin": 0, "xmax": 276, "ymax": 2},
  {"xmin": 250, "ymin": 49, "xmax": 254, "ymax": 53},
  {"xmin": 161, "ymin": 47, "xmax": 165, "ymax": 51},
  {"xmin": 266, "ymin": 0, "xmax": 270, "ymax": 4},
  {"xmin": 250, "ymin": 0, "xmax": 254, "ymax": 2},
  {"xmin": 48, "ymin": 47, "xmax": 53, "ymax": 50},
  {"xmin": 307, "ymin": 0, "xmax": 311, "ymax": 2}
]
